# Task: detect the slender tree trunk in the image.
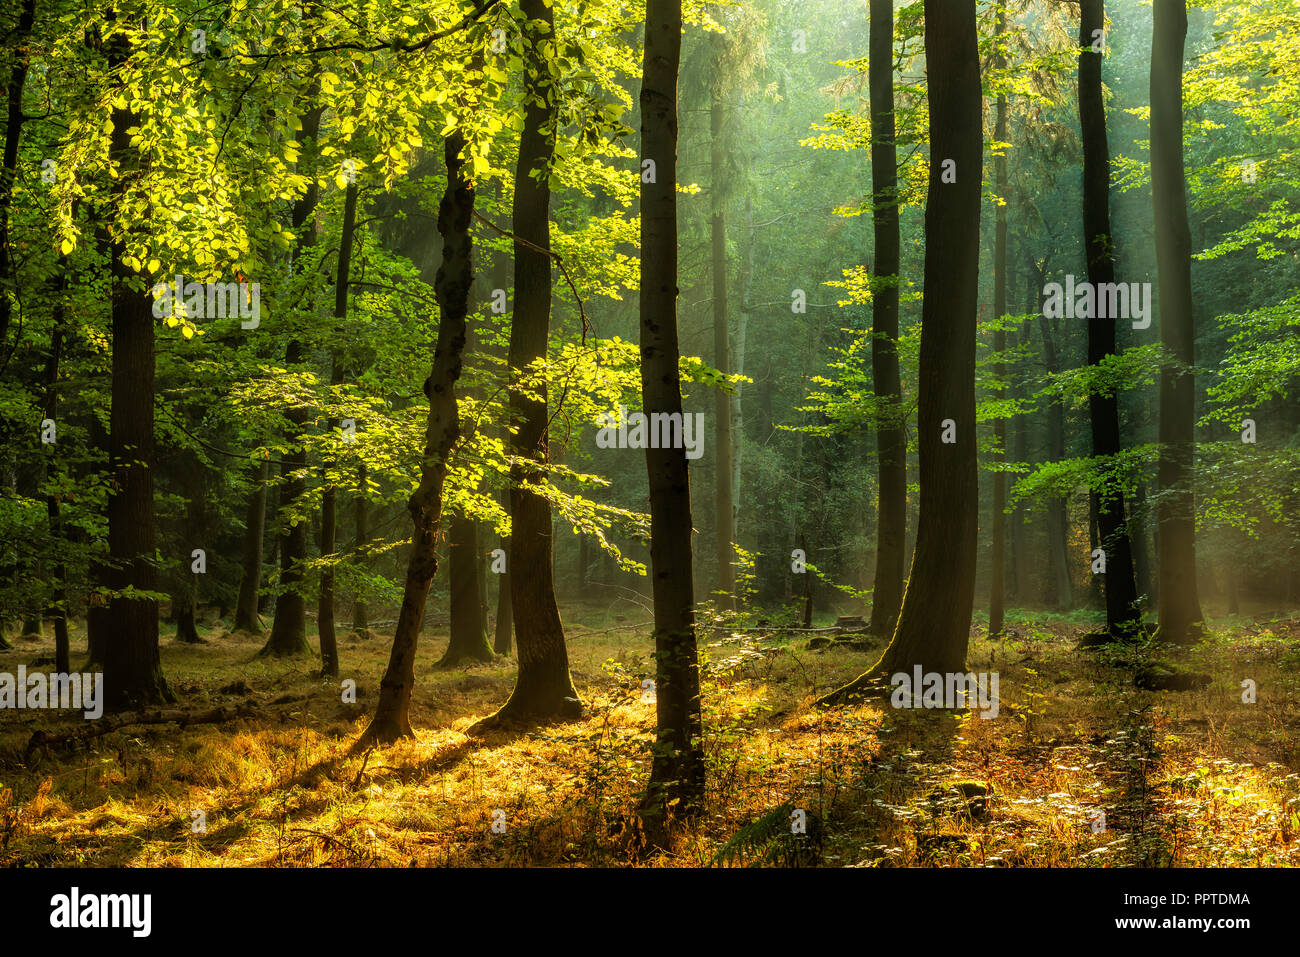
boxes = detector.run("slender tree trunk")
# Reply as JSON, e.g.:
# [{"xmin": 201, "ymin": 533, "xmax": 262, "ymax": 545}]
[
  {"xmin": 820, "ymin": 0, "xmax": 982, "ymax": 703},
  {"xmin": 487, "ymin": 0, "xmax": 579, "ymax": 723},
  {"xmin": 733, "ymin": 197, "xmax": 752, "ymax": 549},
  {"xmin": 867, "ymin": 0, "xmax": 907, "ymax": 640},
  {"xmin": 317, "ymin": 182, "xmax": 358, "ymax": 677},
  {"xmin": 234, "ymin": 459, "xmax": 269, "ymax": 632},
  {"xmin": 443, "ymin": 513, "xmax": 494, "ymax": 665},
  {"xmin": 637, "ymin": 0, "xmax": 705, "ymax": 831},
  {"xmin": 0, "ymin": 0, "xmax": 36, "ymax": 355},
  {"xmin": 174, "ymin": 452, "xmax": 205, "ymax": 643},
  {"xmin": 1080, "ymin": 0, "xmax": 1141, "ymax": 637},
  {"xmin": 988, "ymin": 6, "xmax": 1009, "ymax": 638},
  {"xmin": 360, "ymin": 132, "xmax": 475, "ymax": 745},
  {"xmin": 1039, "ymin": 311, "xmax": 1074, "ymax": 610},
  {"xmin": 42, "ymin": 271, "xmax": 70, "ymax": 672},
  {"xmin": 1151, "ymin": 0, "xmax": 1204, "ymax": 644},
  {"xmin": 352, "ymin": 463, "xmax": 370, "ymax": 632},
  {"xmin": 710, "ymin": 47, "xmax": 735, "ymax": 611},
  {"xmin": 1132, "ymin": 483, "xmax": 1152, "ymax": 605},
  {"xmin": 102, "ymin": 21, "xmax": 171, "ymax": 709},
  {"xmin": 263, "ymin": 101, "xmax": 324, "ymax": 658}
]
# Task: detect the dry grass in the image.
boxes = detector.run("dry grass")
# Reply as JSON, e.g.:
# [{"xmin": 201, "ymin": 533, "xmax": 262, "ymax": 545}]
[{"xmin": 2, "ymin": 603, "xmax": 1298, "ymax": 867}]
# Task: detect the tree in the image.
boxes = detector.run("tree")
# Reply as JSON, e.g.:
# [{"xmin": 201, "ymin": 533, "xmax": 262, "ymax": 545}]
[
  {"xmin": 1151, "ymin": 0, "xmax": 1204, "ymax": 644},
  {"xmin": 987, "ymin": 4, "xmax": 1010, "ymax": 639},
  {"xmin": 710, "ymin": 33, "xmax": 735, "ymax": 613},
  {"xmin": 480, "ymin": 0, "xmax": 580, "ymax": 724},
  {"xmin": 360, "ymin": 131, "xmax": 476, "ymax": 745},
  {"xmin": 262, "ymin": 100, "xmax": 325, "ymax": 659},
  {"xmin": 637, "ymin": 0, "xmax": 705, "ymax": 831},
  {"xmin": 819, "ymin": 0, "xmax": 983, "ymax": 704},
  {"xmin": 102, "ymin": 16, "xmax": 172, "ymax": 709},
  {"xmin": 1079, "ymin": 0, "xmax": 1140, "ymax": 638},
  {"xmin": 866, "ymin": 0, "xmax": 907, "ymax": 641}
]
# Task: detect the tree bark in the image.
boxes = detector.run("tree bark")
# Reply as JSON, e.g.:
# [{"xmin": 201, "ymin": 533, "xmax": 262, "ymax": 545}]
[
  {"xmin": 0, "ymin": 0, "xmax": 36, "ymax": 355},
  {"xmin": 234, "ymin": 459, "xmax": 270, "ymax": 632},
  {"xmin": 637, "ymin": 0, "xmax": 705, "ymax": 829},
  {"xmin": 710, "ymin": 42, "xmax": 735, "ymax": 612},
  {"xmin": 1080, "ymin": 0, "xmax": 1141, "ymax": 637},
  {"xmin": 262, "ymin": 100, "xmax": 324, "ymax": 658},
  {"xmin": 360, "ymin": 132, "xmax": 475, "ymax": 745},
  {"xmin": 1039, "ymin": 311, "xmax": 1074, "ymax": 610},
  {"xmin": 988, "ymin": 5, "xmax": 1009, "ymax": 638},
  {"xmin": 442, "ymin": 513, "xmax": 494, "ymax": 665},
  {"xmin": 352, "ymin": 463, "xmax": 370, "ymax": 632},
  {"xmin": 1151, "ymin": 0, "xmax": 1204, "ymax": 644},
  {"xmin": 487, "ymin": 0, "xmax": 580, "ymax": 723},
  {"xmin": 867, "ymin": 0, "xmax": 907, "ymax": 640},
  {"xmin": 102, "ymin": 20, "xmax": 172, "ymax": 709},
  {"xmin": 317, "ymin": 181, "xmax": 358, "ymax": 677},
  {"xmin": 819, "ymin": 0, "xmax": 982, "ymax": 704}
]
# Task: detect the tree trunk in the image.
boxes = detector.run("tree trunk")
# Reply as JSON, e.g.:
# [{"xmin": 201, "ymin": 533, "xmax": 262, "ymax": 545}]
[
  {"xmin": 317, "ymin": 182, "xmax": 358, "ymax": 678},
  {"xmin": 0, "ymin": 0, "xmax": 36, "ymax": 354},
  {"xmin": 487, "ymin": 0, "xmax": 579, "ymax": 723},
  {"xmin": 710, "ymin": 47, "xmax": 735, "ymax": 612},
  {"xmin": 1039, "ymin": 312, "xmax": 1074, "ymax": 610},
  {"xmin": 234, "ymin": 459, "xmax": 269, "ymax": 632},
  {"xmin": 352, "ymin": 463, "xmax": 370, "ymax": 632},
  {"xmin": 1151, "ymin": 0, "xmax": 1204, "ymax": 644},
  {"xmin": 820, "ymin": 0, "xmax": 982, "ymax": 703},
  {"xmin": 637, "ymin": 0, "xmax": 705, "ymax": 831},
  {"xmin": 103, "ymin": 22, "xmax": 172, "ymax": 709},
  {"xmin": 263, "ymin": 101, "xmax": 324, "ymax": 658},
  {"xmin": 867, "ymin": 0, "xmax": 907, "ymax": 640},
  {"xmin": 988, "ymin": 5, "xmax": 1009, "ymax": 638},
  {"xmin": 1080, "ymin": 0, "xmax": 1141, "ymax": 637},
  {"xmin": 442, "ymin": 513, "xmax": 494, "ymax": 665},
  {"xmin": 360, "ymin": 132, "xmax": 475, "ymax": 745},
  {"xmin": 42, "ymin": 279, "xmax": 70, "ymax": 672}
]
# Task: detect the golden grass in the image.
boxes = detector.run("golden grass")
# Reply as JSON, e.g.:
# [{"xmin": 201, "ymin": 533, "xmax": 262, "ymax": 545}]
[{"xmin": 1, "ymin": 605, "xmax": 1298, "ymax": 867}]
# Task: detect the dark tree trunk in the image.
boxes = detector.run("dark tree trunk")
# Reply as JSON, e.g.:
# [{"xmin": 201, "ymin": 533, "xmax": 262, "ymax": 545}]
[
  {"xmin": 1039, "ymin": 312, "xmax": 1074, "ymax": 610},
  {"xmin": 317, "ymin": 182, "xmax": 358, "ymax": 678},
  {"xmin": 0, "ymin": 0, "xmax": 36, "ymax": 354},
  {"xmin": 488, "ymin": 0, "xmax": 579, "ymax": 723},
  {"xmin": 1132, "ymin": 483, "xmax": 1152, "ymax": 606},
  {"xmin": 820, "ymin": 0, "xmax": 982, "ymax": 703},
  {"xmin": 360, "ymin": 132, "xmax": 475, "ymax": 745},
  {"xmin": 637, "ymin": 0, "xmax": 705, "ymax": 830},
  {"xmin": 234, "ymin": 459, "xmax": 270, "ymax": 632},
  {"xmin": 442, "ymin": 513, "xmax": 494, "ymax": 665},
  {"xmin": 1151, "ymin": 0, "xmax": 1204, "ymax": 644},
  {"xmin": 42, "ymin": 280, "xmax": 70, "ymax": 672},
  {"xmin": 173, "ymin": 452, "xmax": 205, "ymax": 644},
  {"xmin": 352, "ymin": 463, "xmax": 370, "ymax": 632},
  {"xmin": 988, "ymin": 5, "xmax": 1009, "ymax": 637},
  {"xmin": 102, "ymin": 23, "xmax": 171, "ymax": 709},
  {"xmin": 263, "ymin": 101, "xmax": 324, "ymax": 658},
  {"xmin": 1080, "ymin": 0, "xmax": 1141, "ymax": 637},
  {"xmin": 710, "ymin": 44, "xmax": 735, "ymax": 612},
  {"xmin": 867, "ymin": 0, "xmax": 906, "ymax": 640},
  {"xmin": 1009, "ymin": 318, "xmax": 1030, "ymax": 602}
]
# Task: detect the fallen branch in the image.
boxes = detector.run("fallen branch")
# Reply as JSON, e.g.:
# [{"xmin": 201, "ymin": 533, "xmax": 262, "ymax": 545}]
[{"xmin": 25, "ymin": 702, "xmax": 261, "ymax": 763}]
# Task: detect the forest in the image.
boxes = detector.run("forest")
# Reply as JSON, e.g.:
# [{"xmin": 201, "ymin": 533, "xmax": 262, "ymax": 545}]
[{"xmin": 0, "ymin": 0, "xmax": 1297, "ymax": 875}]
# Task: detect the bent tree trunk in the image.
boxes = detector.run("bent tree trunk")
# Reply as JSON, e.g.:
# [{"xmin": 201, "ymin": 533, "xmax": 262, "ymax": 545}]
[
  {"xmin": 360, "ymin": 132, "xmax": 475, "ymax": 745},
  {"xmin": 1080, "ymin": 0, "xmax": 1141, "ymax": 638},
  {"xmin": 867, "ymin": 0, "xmax": 906, "ymax": 640},
  {"xmin": 819, "ymin": 0, "xmax": 983, "ymax": 705},
  {"xmin": 1151, "ymin": 0, "xmax": 1203, "ymax": 644},
  {"xmin": 486, "ymin": 0, "xmax": 579, "ymax": 723},
  {"xmin": 638, "ymin": 0, "xmax": 705, "ymax": 830}
]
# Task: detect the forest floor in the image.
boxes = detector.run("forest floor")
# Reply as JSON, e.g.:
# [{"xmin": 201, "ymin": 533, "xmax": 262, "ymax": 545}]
[{"xmin": 2, "ymin": 602, "xmax": 1299, "ymax": 867}]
